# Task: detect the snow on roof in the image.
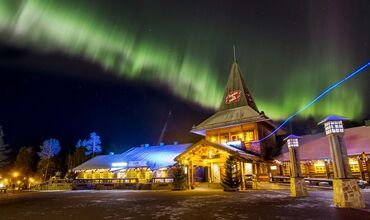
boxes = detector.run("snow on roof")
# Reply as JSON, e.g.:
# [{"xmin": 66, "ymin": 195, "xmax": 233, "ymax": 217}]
[
  {"xmin": 191, "ymin": 106, "xmax": 264, "ymax": 135},
  {"xmin": 73, "ymin": 143, "xmax": 192, "ymax": 171},
  {"xmin": 73, "ymin": 154, "xmax": 124, "ymax": 171},
  {"xmin": 175, "ymin": 139, "xmax": 260, "ymax": 162},
  {"xmin": 275, "ymin": 126, "xmax": 370, "ymax": 162}
]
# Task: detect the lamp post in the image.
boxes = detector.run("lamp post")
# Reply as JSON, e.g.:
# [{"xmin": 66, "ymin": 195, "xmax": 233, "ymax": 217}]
[
  {"xmin": 284, "ymin": 135, "xmax": 307, "ymax": 197},
  {"xmin": 318, "ymin": 115, "xmax": 365, "ymax": 208}
]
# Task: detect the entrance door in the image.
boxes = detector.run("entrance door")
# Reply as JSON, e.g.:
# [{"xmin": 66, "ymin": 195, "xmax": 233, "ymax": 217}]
[{"xmin": 194, "ymin": 166, "xmax": 208, "ymax": 182}]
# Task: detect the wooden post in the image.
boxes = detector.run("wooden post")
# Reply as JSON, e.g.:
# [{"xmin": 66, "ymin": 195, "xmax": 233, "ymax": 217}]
[
  {"xmin": 358, "ymin": 158, "xmax": 365, "ymax": 181},
  {"xmin": 325, "ymin": 161, "xmax": 330, "ymax": 179},
  {"xmin": 238, "ymin": 161, "xmax": 244, "ymax": 190},
  {"xmin": 252, "ymin": 162, "xmax": 259, "ymax": 189}
]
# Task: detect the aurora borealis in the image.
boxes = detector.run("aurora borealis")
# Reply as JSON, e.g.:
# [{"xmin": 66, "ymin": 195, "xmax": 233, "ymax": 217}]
[{"xmin": 1, "ymin": 0, "xmax": 369, "ymax": 120}]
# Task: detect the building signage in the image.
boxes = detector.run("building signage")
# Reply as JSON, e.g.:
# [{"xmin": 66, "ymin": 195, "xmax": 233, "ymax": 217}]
[
  {"xmin": 128, "ymin": 161, "xmax": 147, "ymax": 167},
  {"xmin": 225, "ymin": 90, "xmax": 241, "ymax": 104},
  {"xmin": 111, "ymin": 162, "xmax": 128, "ymax": 167}
]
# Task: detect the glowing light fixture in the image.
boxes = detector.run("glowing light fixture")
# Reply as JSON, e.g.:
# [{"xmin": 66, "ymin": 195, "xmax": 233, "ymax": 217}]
[
  {"xmin": 111, "ymin": 162, "xmax": 128, "ymax": 167},
  {"xmin": 284, "ymin": 135, "xmax": 300, "ymax": 148},
  {"xmin": 12, "ymin": 172, "xmax": 19, "ymax": 178},
  {"xmin": 318, "ymin": 115, "xmax": 347, "ymax": 135}
]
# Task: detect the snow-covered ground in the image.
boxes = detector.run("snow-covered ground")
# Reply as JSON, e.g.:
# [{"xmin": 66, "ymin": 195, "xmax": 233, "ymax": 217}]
[{"xmin": 0, "ymin": 189, "xmax": 369, "ymax": 219}]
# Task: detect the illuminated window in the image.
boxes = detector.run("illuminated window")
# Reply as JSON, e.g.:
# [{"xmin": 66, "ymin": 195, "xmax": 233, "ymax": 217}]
[
  {"xmin": 270, "ymin": 165, "xmax": 277, "ymax": 171},
  {"xmin": 349, "ymin": 158, "xmax": 360, "ymax": 172},
  {"xmin": 231, "ymin": 132, "xmax": 238, "ymax": 141},
  {"xmin": 238, "ymin": 133, "xmax": 244, "ymax": 141},
  {"xmin": 314, "ymin": 161, "xmax": 326, "ymax": 173},
  {"xmin": 210, "ymin": 136, "xmax": 217, "ymax": 142},
  {"xmin": 245, "ymin": 163, "xmax": 253, "ymax": 175},
  {"xmin": 94, "ymin": 172, "xmax": 100, "ymax": 179},
  {"xmin": 102, "ymin": 172, "xmax": 109, "ymax": 179},
  {"xmin": 127, "ymin": 169, "xmax": 137, "ymax": 178},
  {"xmin": 245, "ymin": 131, "xmax": 254, "ymax": 141},
  {"xmin": 220, "ymin": 133, "xmax": 229, "ymax": 143},
  {"xmin": 300, "ymin": 164, "xmax": 307, "ymax": 174}
]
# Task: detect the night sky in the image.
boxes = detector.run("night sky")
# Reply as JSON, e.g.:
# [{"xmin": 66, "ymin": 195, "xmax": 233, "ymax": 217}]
[{"xmin": 0, "ymin": 1, "xmax": 369, "ymax": 154}]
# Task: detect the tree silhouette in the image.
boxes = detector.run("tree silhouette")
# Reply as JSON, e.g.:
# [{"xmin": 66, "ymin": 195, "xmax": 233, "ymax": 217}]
[{"xmin": 38, "ymin": 139, "xmax": 61, "ymax": 181}]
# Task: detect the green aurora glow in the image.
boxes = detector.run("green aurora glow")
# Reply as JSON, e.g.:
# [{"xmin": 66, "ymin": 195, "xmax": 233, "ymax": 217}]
[{"xmin": 0, "ymin": 1, "xmax": 368, "ymax": 120}]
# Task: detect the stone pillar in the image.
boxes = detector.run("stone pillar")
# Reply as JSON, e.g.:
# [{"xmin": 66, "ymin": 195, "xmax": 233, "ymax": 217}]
[
  {"xmin": 319, "ymin": 116, "xmax": 365, "ymax": 208},
  {"xmin": 284, "ymin": 135, "xmax": 307, "ymax": 197}
]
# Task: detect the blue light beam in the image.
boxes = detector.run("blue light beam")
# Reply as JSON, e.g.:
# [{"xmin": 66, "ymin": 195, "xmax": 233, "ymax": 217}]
[{"xmin": 258, "ymin": 60, "xmax": 370, "ymax": 142}]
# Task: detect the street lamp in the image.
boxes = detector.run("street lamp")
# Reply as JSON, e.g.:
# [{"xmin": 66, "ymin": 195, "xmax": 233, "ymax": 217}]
[
  {"xmin": 286, "ymin": 135, "xmax": 300, "ymax": 148},
  {"xmin": 284, "ymin": 134, "xmax": 307, "ymax": 197},
  {"xmin": 321, "ymin": 116, "xmax": 345, "ymax": 135},
  {"xmin": 318, "ymin": 115, "xmax": 365, "ymax": 208}
]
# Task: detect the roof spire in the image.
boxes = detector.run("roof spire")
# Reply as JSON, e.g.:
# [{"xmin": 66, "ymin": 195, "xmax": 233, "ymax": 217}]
[{"xmin": 233, "ymin": 45, "xmax": 237, "ymax": 63}]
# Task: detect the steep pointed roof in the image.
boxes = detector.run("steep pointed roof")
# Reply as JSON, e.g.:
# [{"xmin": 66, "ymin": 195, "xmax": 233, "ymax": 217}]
[
  {"xmin": 191, "ymin": 61, "xmax": 271, "ymax": 136},
  {"xmin": 219, "ymin": 62, "xmax": 259, "ymax": 112}
]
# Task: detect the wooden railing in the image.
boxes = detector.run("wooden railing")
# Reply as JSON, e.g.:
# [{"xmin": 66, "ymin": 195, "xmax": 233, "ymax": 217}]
[
  {"xmin": 30, "ymin": 179, "xmax": 73, "ymax": 190},
  {"xmin": 74, "ymin": 178, "xmax": 139, "ymax": 184},
  {"xmin": 152, "ymin": 177, "xmax": 173, "ymax": 183},
  {"xmin": 271, "ymin": 176, "xmax": 333, "ymax": 188}
]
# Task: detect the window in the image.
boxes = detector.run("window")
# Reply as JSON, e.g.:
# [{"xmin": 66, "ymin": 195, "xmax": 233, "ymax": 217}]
[
  {"xmin": 231, "ymin": 132, "xmax": 239, "ymax": 141},
  {"xmin": 349, "ymin": 158, "xmax": 360, "ymax": 172},
  {"xmin": 245, "ymin": 130, "xmax": 254, "ymax": 141},
  {"xmin": 220, "ymin": 133, "xmax": 229, "ymax": 143},
  {"xmin": 244, "ymin": 163, "xmax": 253, "ymax": 175},
  {"xmin": 300, "ymin": 164, "xmax": 307, "ymax": 174},
  {"xmin": 210, "ymin": 136, "xmax": 217, "ymax": 142},
  {"xmin": 127, "ymin": 169, "xmax": 137, "ymax": 178},
  {"xmin": 314, "ymin": 162, "xmax": 326, "ymax": 174}
]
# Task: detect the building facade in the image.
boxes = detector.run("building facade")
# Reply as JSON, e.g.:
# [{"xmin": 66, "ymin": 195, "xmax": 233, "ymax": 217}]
[
  {"xmin": 273, "ymin": 126, "xmax": 370, "ymax": 182},
  {"xmin": 73, "ymin": 59, "xmax": 370, "ymax": 189}
]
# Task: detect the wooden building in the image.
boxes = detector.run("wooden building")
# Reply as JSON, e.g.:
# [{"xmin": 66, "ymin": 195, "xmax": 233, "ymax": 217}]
[
  {"xmin": 73, "ymin": 143, "xmax": 191, "ymax": 184},
  {"xmin": 73, "ymin": 58, "xmax": 370, "ymax": 189},
  {"xmin": 273, "ymin": 126, "xmax": 370, "ymax": 182},
  {"xmin": 175, "ymin": 60, "xmax": 282, "ymax": 189}
]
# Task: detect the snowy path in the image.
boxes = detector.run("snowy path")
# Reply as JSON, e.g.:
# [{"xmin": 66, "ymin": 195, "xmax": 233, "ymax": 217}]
[{"xmin": 0, "ymin": 189, "xmax": 369, "ymax": 219}]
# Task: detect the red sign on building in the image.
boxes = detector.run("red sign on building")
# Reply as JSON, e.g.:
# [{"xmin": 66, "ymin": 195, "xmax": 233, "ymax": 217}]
[{"xmin": 225, "ymin": 90, "xmax": 241, "ymax": 104}]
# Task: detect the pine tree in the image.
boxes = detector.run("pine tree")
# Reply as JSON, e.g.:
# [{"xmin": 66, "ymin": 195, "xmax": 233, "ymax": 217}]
[
  {"xmin": 85, "ymin": 132, "xmax": 102, "ymax": 157},
  {"xmin": 222, "ymin": 156, "xmax": 241, "ymax": 191},
  {"xmin": 38, "ymin": 139, "xmax": 61, "ymax": 181},
  {"xmin": 14, "ymin": 146, "xmax": 37, "ymax": 175},
  {"xmin": 171, "ymin": 164, "xmax": 186, "ymax": 190},
  {"xmin": 0, "ymin": 126, "xmax": 11, "ymax": 169}
]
